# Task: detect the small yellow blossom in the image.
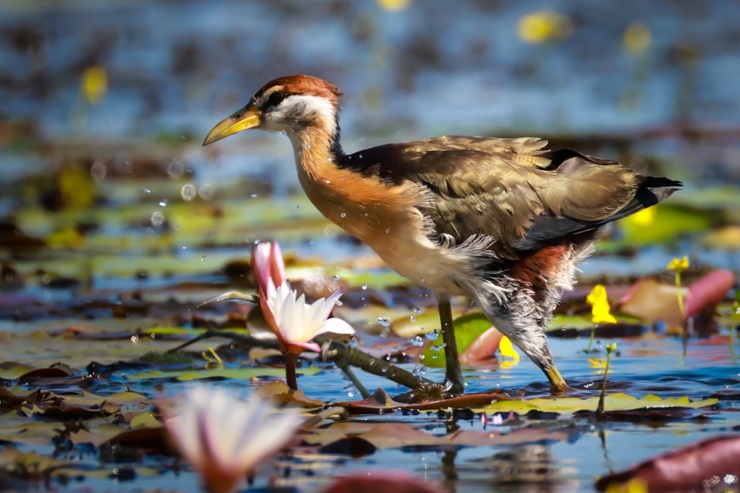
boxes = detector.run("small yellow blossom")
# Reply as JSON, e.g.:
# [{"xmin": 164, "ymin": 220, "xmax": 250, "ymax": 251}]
[
  {"xmin": 517, "ymin": 11, "xmax": 573, "ymax": 44},
  {"xmin": 499, "ymin": 336, "xmax": 520, "ymax": 368},
  {"xmin": 81, "ymin": 65, "xmax": 108, "ymax": 104},
  {"xmin": 623, "ymin": 23, "xmax": 651, "ymax": 55},
  {"xmin": 376, "ymin": 0, "xmax": 410, "ymax": 11},
  {"xmin": 667, "ymin": 256, "xmax": 689, "ymax": 273},
  {"xmin": 587, "ymin": 285, "xmax": 617, "ymax": 325},
  {"xmin": 605, "ymin": 478, "xmax": 647, "ymax": 493},
  {"xmin": 588, "ymin": 358, "xmax": 606, "ymax": 369}
]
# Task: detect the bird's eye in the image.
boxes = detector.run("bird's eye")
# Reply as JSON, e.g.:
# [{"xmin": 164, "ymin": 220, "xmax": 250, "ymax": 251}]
[{"xmin": 264, "ymin": 91, "xmax": 284, "ymax": 109}]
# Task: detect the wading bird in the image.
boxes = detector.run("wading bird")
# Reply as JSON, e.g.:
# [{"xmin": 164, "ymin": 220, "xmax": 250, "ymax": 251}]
[{"xmin": 203, "ymin": 75, "xmax": 681, "ymax": 394}]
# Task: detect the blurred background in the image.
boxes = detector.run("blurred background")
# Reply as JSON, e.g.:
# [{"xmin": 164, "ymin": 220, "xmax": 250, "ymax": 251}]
[{"xmin": 1, "ymin": 0, "xmax": 738, "ymax": 298}]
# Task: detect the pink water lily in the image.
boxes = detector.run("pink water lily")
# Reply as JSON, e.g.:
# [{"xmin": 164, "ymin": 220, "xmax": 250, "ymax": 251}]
[
  {"xmin": 164, "ymin": 386, "xmax": 302, "ymax": 493},
  {"xmin": 265, "ymin": 280, "xmax": 355, "ymax": 354},
  {"xmin": 250, "ymin": 241, "xmax": 354, "ymax": 390},
  {"xmin": 252, "ymin": 241, "xmax": 286, "ymax": 290}
]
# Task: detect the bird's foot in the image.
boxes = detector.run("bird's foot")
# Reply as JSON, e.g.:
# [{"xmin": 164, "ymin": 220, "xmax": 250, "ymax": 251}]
[{"xmin": 442, "ymin": 377, "xmax": 465, "ymax": 397}]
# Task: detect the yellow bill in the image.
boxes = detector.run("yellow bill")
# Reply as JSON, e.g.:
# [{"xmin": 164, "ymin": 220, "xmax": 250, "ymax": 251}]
[{"xmin": 202, "ymin": 106, "xmax": 261, "ymax": 146}]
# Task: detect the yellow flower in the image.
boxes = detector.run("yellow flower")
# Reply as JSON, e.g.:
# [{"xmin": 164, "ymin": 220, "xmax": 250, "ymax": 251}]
[
  {"xmin": 587, "ymin": 285, "xmax": 617, "ymax": 324},
  {"xmin": 498, "ymin": 336, "xmax": 520, "ymax": 368},
  {"xmin": 667, "ymin": 256, "xmax": 689, "ymax": 273},
  {"xmin": 517, "ymin": 11, "xmax": 573, "ymax": 44},
  {"xmin": 81, "ymin": 65, "xmax": 108, "ymax": 104},
  {"xmin": 623, "ymin": 23, "xmax": 651, "ymax": 55},
  {"xmin": 605, "ymin": 478, "xmax": 647, "ymax": 493},
  {"xmin": 376, "ymin": 0, "xmax": 410, "ymax": 11}
]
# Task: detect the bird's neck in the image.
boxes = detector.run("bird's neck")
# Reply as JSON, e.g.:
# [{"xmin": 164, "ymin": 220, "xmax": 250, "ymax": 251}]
[{"xmin": 286, "ymin": 121, "xmax": 343, "ymax": 181}]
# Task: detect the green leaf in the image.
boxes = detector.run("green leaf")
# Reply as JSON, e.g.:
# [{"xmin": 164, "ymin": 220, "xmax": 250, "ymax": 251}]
[
  {"xmin": 617, "ymin": 204, "xmax": 719, "ymax": 245},
  {"xmin": 127, "ymin": 366, "xmax": 322, "ymax": 382},
  {"xmin": 421, "ymin": 313, "xmax": 492, "ymax": 368},
  {"xmin": 479, "ymin": 393, "xmax": 718, "ymax": 413}
]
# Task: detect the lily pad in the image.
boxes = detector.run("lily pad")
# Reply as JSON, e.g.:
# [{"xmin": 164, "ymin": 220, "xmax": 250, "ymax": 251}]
[
  {"xmin": 127, "ymin": 365, "xmax": 322, "ymax": 381},
  {"xmin": 480, "ymin": 393, "xmax": 718, "ymax": 414}
]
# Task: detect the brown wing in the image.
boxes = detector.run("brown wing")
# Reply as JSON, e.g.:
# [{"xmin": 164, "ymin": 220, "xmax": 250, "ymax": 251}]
[{"xmin": 339, "ymin": 136, "xmax": 678, "ymax": 256}]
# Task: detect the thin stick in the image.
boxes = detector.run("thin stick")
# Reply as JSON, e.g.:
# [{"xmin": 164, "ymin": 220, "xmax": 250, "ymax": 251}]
[
  {"xmin": 316, "ymin": 336, "xmax": 435, "ymax": 390},
  {"xmin": 167, "ymin": 331, "xmax": 435, "ymax": 391}
]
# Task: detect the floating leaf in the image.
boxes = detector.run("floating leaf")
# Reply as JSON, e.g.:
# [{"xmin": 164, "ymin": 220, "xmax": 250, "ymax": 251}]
[
  {"xmin": 127, "ymin": 365, "xmax": 322, "ymax": 382},
  {"xmin": 421, "ymin": 313, "xmax": 492, "ymax": 367},
  {"xmin": 595, "ymin": 436, "xmax": 740, "ymax": 491},
  {"xmin": 481, "ymin": 393, "xmax": 717, "ymax": 414},
  {"xmin": 618, "ymin": 204, "xmax": 716, "ymax": 244}
]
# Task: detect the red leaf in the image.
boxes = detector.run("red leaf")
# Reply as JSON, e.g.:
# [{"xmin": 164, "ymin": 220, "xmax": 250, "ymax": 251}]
[{"xmin": 595, "ymin": 435, "xmax": 740, "ymax": 491}]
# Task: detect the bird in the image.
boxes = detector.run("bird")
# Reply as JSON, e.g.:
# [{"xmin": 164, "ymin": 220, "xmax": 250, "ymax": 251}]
[{"xmin": 203, "ymin": 74, "xmax": 681, "ymax": 395}]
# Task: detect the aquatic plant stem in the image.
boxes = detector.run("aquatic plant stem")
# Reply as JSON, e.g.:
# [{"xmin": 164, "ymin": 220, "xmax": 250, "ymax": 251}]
[
  {"xmin": 587, "ymin": 324, "xmax": 596, "ymax": 352},
  {"xmin": 285, "ymin": 352, "xmax": 298, "ymax": 391},
  {"xmin": 597, "ymin": 343, "xmax": 617, "ymax": 417}
]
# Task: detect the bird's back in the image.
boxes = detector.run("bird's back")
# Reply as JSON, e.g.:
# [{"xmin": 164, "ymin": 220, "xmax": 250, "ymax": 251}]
[{"xmin": 338, "ymin": 136, "xmax": 681, "ymax": 260}]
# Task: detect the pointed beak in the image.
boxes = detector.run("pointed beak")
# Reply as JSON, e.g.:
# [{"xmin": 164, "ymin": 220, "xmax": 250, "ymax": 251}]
[{"xmin": 202, "ymin": 105, "xmax": 261, "ymax": 146}]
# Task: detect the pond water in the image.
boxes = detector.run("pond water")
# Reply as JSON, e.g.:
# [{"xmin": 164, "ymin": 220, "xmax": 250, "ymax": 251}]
[{"xmin": 1, "ymin": 0, "xmax": 739, "ymax": 492}]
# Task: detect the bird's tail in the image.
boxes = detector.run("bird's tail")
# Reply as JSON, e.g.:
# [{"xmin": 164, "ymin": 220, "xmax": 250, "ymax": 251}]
[{"xmin": 641, "ymin": 176, "xmax": 683, "ymax": 204}]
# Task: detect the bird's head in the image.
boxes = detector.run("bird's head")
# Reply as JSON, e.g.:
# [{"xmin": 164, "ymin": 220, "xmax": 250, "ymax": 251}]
[{"xmin": 203, "ymin": 75, "xmax": 343, "ymax": 146}]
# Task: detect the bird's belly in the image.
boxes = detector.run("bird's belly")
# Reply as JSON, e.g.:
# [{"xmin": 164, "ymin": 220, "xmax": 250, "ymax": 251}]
[{"xmin": 324, "ymin": 205, "xmax": 472, "ymax": 296}]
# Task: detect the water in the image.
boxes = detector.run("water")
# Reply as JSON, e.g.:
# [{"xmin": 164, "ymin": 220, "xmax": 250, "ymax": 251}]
[{"xmin": 1, "ymin": 0, "xmax": 739, "ymax": 491}]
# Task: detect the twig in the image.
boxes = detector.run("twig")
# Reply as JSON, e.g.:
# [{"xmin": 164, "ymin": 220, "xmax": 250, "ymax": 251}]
[
  {"xmin": 316, "ymin": 336, "xmax": 434, "ymax": 390},
  {"xmin": 166, "ymin": 331, "xmax": 435, "ymax": 392}
]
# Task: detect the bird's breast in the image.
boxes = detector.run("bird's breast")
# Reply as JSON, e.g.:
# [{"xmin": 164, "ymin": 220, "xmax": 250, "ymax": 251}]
[{"xmin": 297, "ymin": 166, "xmax": 473, "ymax": 296}]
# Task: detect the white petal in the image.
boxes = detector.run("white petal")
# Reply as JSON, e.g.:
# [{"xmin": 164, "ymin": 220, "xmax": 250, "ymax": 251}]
[{"xmin": 314, "ymin": 317, "xmax": 355, "ymax": 336}]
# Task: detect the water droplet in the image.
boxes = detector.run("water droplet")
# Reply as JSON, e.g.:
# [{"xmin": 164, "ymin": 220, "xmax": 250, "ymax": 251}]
[
  {"xmin": 181, "ymin": 183, "xmax": 196, "ymax": 201},
  {"xmin": 333, "ymin": 275, "xmax": 341, "ymax": 281},
  {"xmin": 141, "ymin": 187, "xmax": 151, "ymax": 194},
  {"xmin": 359, "ymin": 154, "xmax": 363, "ymax": 158},
  {"xmin": 376, "ymin": 317, "xmax": 391, "ymax": 327},
  {"xmin": 340, "ymin": 212, "xmax": 346, "ymax": 218},
  {"xmin": 419, "ymin": 355, "xmax": 425, "ymax": 360},
  {"xmin": 361, "ymin": 284, "xmax": 368, "ymax": 290},
  {"xmin": 431, "ymin": 344, "xmax": 445, "ymax": 352},
  {"xmin": 200, "ymin": 255, "xmax": 207, "ymax": 261},
  {"xmin": 199, "ymin": 183, "xmax": 214, "ymax": 200},
  {"xmin": 181, "ymin": 245, "xmax": 188, "ymax": 250},
  {"xmin": 150, "ymin": 211, "xmax": 165, "ymax": 227},
  {"xmin": 168, "ymin": 159, "xmax": 185, "ymax": 179},
  {"xmin": 159, "ymin": 199, "xmax": 168, "ymax": 207},
  {"xmin": 381, "ymin": 367, "xmax": 388, "ymax": 373},
  {"xmin": 411, "ymin": 335, "xmax": 424, "ymax": 347},
  {"xmin": 347, "ymin": 389, "xmax": 354, "ymax": 398},
  {"xmin": 410, "ymin": 315, "xmax": 416, "ymax": 322},
  {"xmin": 426, "ymin": 329, "xmax": 440, "ymax": 340},
  {"xmin": 250, "ymin": 193, "xmax": 258, "ymax": 198},
  {"xmin": 90, "ymin": 161, "xmax": 106, "ymax": 181},
  {"xmin": 419, "ymin": 277, "xmax": 425, "ymax": 284},
  {"xmin": 348, "ymin": 337, "xmax": 359, "ymax": 348},
  {"xmin": 413, "ymin": 307, "xmax": 422, "ymax": 314}
]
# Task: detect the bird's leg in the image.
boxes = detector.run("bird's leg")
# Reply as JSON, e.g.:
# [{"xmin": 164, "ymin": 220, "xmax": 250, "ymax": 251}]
[
  {"xmin": 438, "ymin": 294, "xmax": 464, "ymax": 395},
  {"xmin": 545, "ymin": 364, "xmax": 568, "ymax": 395}
]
